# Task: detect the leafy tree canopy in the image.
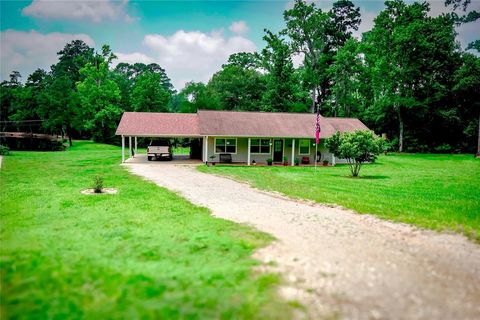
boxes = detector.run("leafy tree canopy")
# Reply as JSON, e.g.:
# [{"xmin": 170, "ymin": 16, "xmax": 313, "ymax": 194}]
[{"xmin": 326, "ymin": 130, "xmax": 385, "ymax": 177}]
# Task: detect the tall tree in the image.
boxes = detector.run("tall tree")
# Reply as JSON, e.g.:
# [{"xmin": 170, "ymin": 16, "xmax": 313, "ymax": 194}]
[
  {"xmin": 76, "ymin": 46, "xmax": 121, "ymax": 142},
  {"xmin": 362, "ymin": 0, "xmax": 458, "ymax": 152},
  {"xmin": 113, "ymin": 62, "xmax": 174, "ymax": 93},
  {"xmin": 0, "ymin": 72, "xmax": 23, "ymax": 125},
  {"xmin": 11, "ymin": 69, "xmax": 49, "ymax": 122},
  {"xmin": 226, "ymin": 52, "xmax": 261, "ymax": 69},
  {"xmin": 261, "ymin": 30, "xmax": 305, "ymax": 112},
  {"xmin": 41, "ymin": 40, "xmax": 94, "ymax": 145},
  {"xmin": 173, "ymin": 82, "xmax": 222, "ymax": 113},
  {"xmin": 283, "ymin": 0, "xmax": 360, "ymax": 113},
  {"xmin": 283, "ymin": 0, "xmax": 328, "ymax": 113},
  {"xmin": 207, "ymin": 58, "xmax": 266, "ymax": 111},
  {"xmin": 131, "ymin": 71, "xmax": 171, "ymax": 112},
  {"xmin": 327, "ymin": 38, "xmax": 363, "ymax": 117},
  {"xmin": 452, "ymin": 53, "xmax": 480, "ymax": 154}
]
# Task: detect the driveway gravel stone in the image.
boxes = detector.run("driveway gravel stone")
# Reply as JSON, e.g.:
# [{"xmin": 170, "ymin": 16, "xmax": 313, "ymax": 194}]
[{"xmin": 125, "ymin": 162, "xmax": 480, "ymax": 320}]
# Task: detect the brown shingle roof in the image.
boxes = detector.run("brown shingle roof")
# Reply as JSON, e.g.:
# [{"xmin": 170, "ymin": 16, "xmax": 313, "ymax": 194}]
[
  {"xmin": 325, "ymin": 117, "xmax": 370, "ymax": 133},
  {"xmin": 115, "ymin": 110, "xmax": 370, "ymax": 138},
  {"xmin": 115, "ymin": 112, "xmax": 200, "ymax": 137},
  {"xmin": 198, "ymin": 110, "xmax": 336, "ymax": 138}
]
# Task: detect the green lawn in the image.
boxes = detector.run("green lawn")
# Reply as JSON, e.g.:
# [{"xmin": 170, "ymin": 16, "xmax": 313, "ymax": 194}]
[
  {"xmin": 0, "ymin": 141, "xmax": 291, "ymax": 319},
  {"xmin": 199, "ymin": 154, "xmax": 480, "ymax": 241},
  {"xmin": 173, "ymin": 146, "xmax": 190, "ymax": 155}
]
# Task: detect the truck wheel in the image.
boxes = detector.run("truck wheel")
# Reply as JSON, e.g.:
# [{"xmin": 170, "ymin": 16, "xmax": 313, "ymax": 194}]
[{"xmin": 148, "ymin": 156, "xmax": 152, "ymax": 161}]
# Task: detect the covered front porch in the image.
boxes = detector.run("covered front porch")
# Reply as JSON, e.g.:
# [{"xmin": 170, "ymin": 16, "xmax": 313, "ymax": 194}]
[{"xmin": 203, "ymin": 136, "xmax": 336, "ymax": 166}]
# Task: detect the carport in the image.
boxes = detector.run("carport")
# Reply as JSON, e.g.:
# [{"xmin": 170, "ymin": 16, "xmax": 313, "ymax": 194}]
[{"xmin": 115, "ymin": 112, "xmax": 203, "ymax": 163}]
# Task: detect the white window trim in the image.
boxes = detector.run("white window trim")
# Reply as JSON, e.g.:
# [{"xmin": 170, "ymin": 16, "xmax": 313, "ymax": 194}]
[
  {"xmin": 214, "ymin": 137, "xmax": 237, "ymax": 154},
  {"xmin": 298, "ymin": 139, "xmax": 311, "ymax": 155},
  {"xmin": 250, "ymin": 138, "xmax": 272, "ymax": 155}
]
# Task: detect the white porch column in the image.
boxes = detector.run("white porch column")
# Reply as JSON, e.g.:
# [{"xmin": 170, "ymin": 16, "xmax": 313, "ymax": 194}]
[
  {"xmin": 291, "ymin": 138, "xmax": 295, "ymax": 166},
  {"xmin": 134, "ymin": 136, "xmax": 137, "ymax": 157},
  {"xmin": 247, "ymin": 138, "xmax": 251, "ymax": 166},
  {"xmin": 121, "ymin": 135, "xmax": 125, "ymax": 163},
  {"xmin": 332, "ymin": 154, "xmax": 336, "ymax": 166},
  {"xmin": 203, "ymin": 136, "xmax": 209, "ymax": 163},
  {"xmin": 128, "ymin": 136, "xmax": 132, "ymax": 158}
]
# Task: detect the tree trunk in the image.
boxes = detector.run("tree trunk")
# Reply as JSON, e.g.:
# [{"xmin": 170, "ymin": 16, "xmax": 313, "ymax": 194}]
[
  {"xmin": 311, "ymin": 89, "xmax": 316, "ymax": 113},
  {"xmin": 398, "ymin": 108, "xmax": 404, "ymax": 152},
  {"xmin": 66, "ymin": 125, "xmax": 73, "ymax": 147}
]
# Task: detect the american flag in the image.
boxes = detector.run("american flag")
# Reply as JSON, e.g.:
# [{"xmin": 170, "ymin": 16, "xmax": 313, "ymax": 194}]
[{"xmin": 315, "ymin": 109, "xmax": 321, "ymax": 145}]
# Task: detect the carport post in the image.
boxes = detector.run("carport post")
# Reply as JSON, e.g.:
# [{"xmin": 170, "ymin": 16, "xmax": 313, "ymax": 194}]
[
  {"xmin": 134, "ymin": 137, "xmax": 137, "ymax": 157},
  {"xmin": 121, "ymin": 135, "xmax": 125, "ymax": 163},
  {"xmin": 204, "ymin": 136, "xmax": 209, "ymax": 164},
  {"xmin": 291, "ymin": 139, "xmax": 295, "ymax": 166},
  {"xmin": 129, "ymin": 136, "xmax": 132, "ymax": 158},
  {"xmin": 247, "ymin": 138, "xmax": 251, "ymax": 166}
]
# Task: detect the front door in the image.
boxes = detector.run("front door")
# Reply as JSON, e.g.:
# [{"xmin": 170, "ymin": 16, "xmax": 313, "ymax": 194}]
[{"xmin": 273, "ymin": 139, "xmax": 283, "ymax": 162}]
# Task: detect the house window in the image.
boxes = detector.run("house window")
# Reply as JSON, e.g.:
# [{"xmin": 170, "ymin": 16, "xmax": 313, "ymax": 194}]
[
  {"xmin": 215, "ymin": 138, "xmax": 237, "ymax": 154},
  {"xmin": 250, "ymin": 139, "xmax": 271, "ymax": 154},
  {"xmin": 299, "ymin": 139, "xmax": 310, "ymax": 155}
]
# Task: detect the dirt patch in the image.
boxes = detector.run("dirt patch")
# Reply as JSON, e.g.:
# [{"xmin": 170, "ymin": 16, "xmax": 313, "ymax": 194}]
[
  {"xmin": 125, "ymin": 163, "xmax": 480, "ymax": 320},
  {"xmin": 81, "ymin": 188, "xmax": 118, "ymax": 195}
]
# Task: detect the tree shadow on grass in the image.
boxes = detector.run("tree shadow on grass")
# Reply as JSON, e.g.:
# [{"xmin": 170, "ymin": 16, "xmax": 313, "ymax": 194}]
[
  {"xmin": 348, "ymin": 175, "xmax": 390, "ymax": 180},
  {"xmin": 328, "ymin": 173, "xmax": 390, "ymax": 180}
]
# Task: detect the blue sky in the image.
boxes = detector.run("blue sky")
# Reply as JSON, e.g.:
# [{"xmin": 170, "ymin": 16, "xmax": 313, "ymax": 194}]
[{"xmin": 1, "ymin": 0, "xmax": 478, "ymax": 89}]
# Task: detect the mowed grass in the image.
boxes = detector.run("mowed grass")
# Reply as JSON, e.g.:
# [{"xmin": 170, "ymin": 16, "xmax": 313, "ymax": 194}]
[
  {"xmin": 0, "ymin": 141, "xmax": 291, "ymax": 319},
  {"xmin": 173, "ymin": 146, "xmax": 191, "ymax": 155},
  {"xmin": 199, "ymin": 154, "xmax": 480, "ymax": 241}
]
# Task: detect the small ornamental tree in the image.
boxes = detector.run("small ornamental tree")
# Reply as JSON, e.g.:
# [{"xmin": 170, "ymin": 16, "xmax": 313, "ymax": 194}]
[{"xmin": 326, "ymin": 130, "xmax": 384, "ymax": 177}]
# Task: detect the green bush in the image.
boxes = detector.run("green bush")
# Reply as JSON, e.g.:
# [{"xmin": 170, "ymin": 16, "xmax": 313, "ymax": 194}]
[
  {"xmin": 326, "ymin": 130, "xmax": 385, "ymax": 177},
  {"xmin": 434, "ymin": 144, "xmax": 452, "ymax": 153},
  {"xmin": 0, "ymin": 145, "xmax": 10, "ymax": 155},
  {"xmin": 92, "ymin": 175, "xmax": 104, "ymax": 193}
]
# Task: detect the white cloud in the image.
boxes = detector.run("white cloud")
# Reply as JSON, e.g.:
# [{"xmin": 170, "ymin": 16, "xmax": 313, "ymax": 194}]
[
  {"xmin": 292, "ymin": 52, "xmax": 304, "ymax": 68},
  {"xmin": 22, "ymin": 0, "xmax": 135, "ymax": 23},
  {"xmin": 353, "ymin": 9, "xmax": 377, "ymax": 39},
  {"xmin": 116, "ymin": 29, "xmax": 256, "ymax": 90},
  {"xmin": 0, "ymin": 30, "xmax": 95, "ymax": 80},
  {"xmin": 229, "ymin": 20, "xmax": 249, "ymax": 34},
  {"xmin": 114, "ymin": 52, "xmax": 154, "ymax": 66}
]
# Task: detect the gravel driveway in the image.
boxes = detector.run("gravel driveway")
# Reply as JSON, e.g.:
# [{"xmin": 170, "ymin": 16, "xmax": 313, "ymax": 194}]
[{"xmin": 126, "ymin": 162, "xmax": 480, "ymax": 320}]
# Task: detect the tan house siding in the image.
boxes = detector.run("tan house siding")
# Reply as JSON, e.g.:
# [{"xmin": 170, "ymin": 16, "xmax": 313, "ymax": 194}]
[{"xmin": 205, "ymin": 136, "xmax": 337, "ymax": 164}]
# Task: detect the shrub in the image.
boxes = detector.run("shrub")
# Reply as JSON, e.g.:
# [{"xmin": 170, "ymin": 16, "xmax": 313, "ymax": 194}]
[
  {"xmin": 294, "ymin": 158, "xmax": 300, "ymax": 166},
  {"xmin": 434, "ymin": 144, "xmax": 452, "ymax": 153},
  {"xmin": 266, "ymin": 158, "xmax": 273, "ymax": 165},
  {"xmin": 92, "ymin": 176, "xmax": 104, "ymax": 193},
  {"xmin": 0, "ymin": 145, "xmax": 10, "ymax": 155},
  {"xmin": 326, "ymin": 130, "xmax": 384, "ymax": 177}
]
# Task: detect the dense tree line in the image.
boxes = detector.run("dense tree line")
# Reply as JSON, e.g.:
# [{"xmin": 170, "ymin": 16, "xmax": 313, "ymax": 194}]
[{"xmin": 1, "ymin": 0, "xmax": 478, "ymax": 153}]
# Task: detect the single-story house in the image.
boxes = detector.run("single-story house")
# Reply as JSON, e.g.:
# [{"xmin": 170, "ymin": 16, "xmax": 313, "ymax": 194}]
[{"xmin": 115, "ymin": 110, "xmax": 369, "ymax": 165}]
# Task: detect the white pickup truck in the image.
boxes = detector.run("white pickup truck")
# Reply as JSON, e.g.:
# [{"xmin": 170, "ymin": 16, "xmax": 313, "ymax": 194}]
[{"xmin": 147, "ymin": 143, "xmax": 172, "ymax": 161}]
